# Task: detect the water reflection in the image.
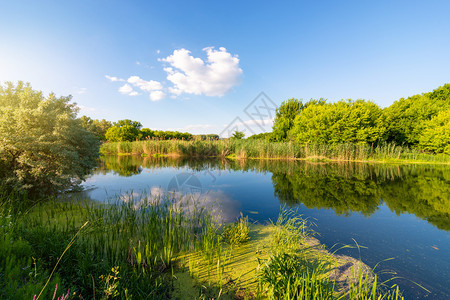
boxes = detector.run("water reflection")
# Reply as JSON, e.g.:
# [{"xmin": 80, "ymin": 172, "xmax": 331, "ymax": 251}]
[{"xmin": 96, "ymin": 155, "xmax": 450, "ymax": 231}]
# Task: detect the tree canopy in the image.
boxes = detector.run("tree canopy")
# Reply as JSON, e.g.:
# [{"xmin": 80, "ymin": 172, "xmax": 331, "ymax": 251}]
[
  {"xmin": 80, "ymin": 115, "xmax": 112, "ymax": 141},
  {"xmin": 271, "ymin": 98, "xmax": 303, "ymax": 141},
  {"xmin": 0, "ymin": 82, "xmax": 100, "ymax": 195},
  {"xmin": 289, "ymin": 99, "xmax": 385, "ymax": 145},
  {"xmin": 384, "ymin": 84, "xmax": 450, "ymax": 146}
]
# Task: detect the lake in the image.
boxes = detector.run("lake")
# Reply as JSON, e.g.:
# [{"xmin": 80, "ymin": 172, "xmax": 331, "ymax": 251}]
[{"xmin": 77, "ymin": 155, "xmax": 450, "ymax": 299}]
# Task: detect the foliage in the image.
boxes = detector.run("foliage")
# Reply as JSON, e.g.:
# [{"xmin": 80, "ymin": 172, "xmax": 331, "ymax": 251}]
[
  {"xmin": 290, "ymin": 99, "xmax": 385, "ymax": 145},
  {"xmin": 105, "ymin": 120, "xmax": 142, "ymax": 142},
  {"xmin": 247, "ymin": 132, "xmax": 273, "ymax": 140},
  {"xmin": 0, "ymin": 82, "xmax": 100, "ymax": 195},
  {"xmin": 230, "ymin": 130, "xmax": 245, "ymax": 139},
  {"xmin": 194, "ymin": 134, "xmax": 220, "ymax": 141},
  {"xmin": 258, "ymin": 253, "xmax": 334, "ymax": 299},
  {"xmin": 221, "ymin": 213, "xmax": 250, "ymax": 245},
  {"xmin": 152, "ymin": 130, "xmax": 193, "ymax": 140},
  {"xmin": 140, "ymin": 127, "xmax": 154, "ymax": 140},
  {"xmin": 272, "ymin": 98, "xmax": 304, "ymax": 141},
  {"xmin": 418, "ymin": 109, "xmax": 450, "ymax": 154},
  {"xmin": 383, "ymin": 84, "xmax": 450, "ymax": 146},
  {"xmin": 113, "ymin": 119, "xmax": 142, "ymax": 130},
  {"xmin": 100, "ymin": 139, "xmax": 450, "ymax": 163},
  {"xmin": 80, "ymin": 116, "xmax": 112, "ymax": 141}
]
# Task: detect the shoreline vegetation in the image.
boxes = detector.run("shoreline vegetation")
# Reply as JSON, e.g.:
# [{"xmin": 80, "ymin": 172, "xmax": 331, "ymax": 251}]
[
  {"xmin": 1, "ymin": 192, "xmax": 406, "ymax": 299},
  {"xmin": 100, "ymin": 139, "xmax": 450, "ymax": 164}
]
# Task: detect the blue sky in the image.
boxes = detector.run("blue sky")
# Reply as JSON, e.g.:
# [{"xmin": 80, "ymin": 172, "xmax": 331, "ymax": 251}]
[{"xmin": 1, "ymin": 0, "xmax": 449, "ymax": 136}]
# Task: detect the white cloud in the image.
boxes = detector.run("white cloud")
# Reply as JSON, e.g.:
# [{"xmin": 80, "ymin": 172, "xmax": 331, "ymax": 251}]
[
  {"xmin": 105, "ymin": 75, "xmax": 125, "ymax": 82},
  {"xmin": 161, "ymin": 47, "xmax": 242, "ymax": 97},
  {"xmin": 156, "ymin": 49, "xmax": 161, "ymax": 54},
  {"xmin": 118, "ymin": 83, "xmax": 138, "ymax": 96},
  {"xmin": 105, "ymin": 46, "xmax": 241, "ymax": 101},
  {"xmin": 127, "ymin": 76, "xmax": 163, "ymax": 92},
  {"xmin": 149, "ymin": 90, "xmax": 166, "ymax": 101}
]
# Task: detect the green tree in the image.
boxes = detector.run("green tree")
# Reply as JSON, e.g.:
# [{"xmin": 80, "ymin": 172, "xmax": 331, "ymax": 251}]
[
  {"xmin": 290, "ymin": 99, "xmax": 385, "ymax": 145},
  {"xmin": 80, "ymin": 116, "xmax": 112, "ymax": 140},
  {"xmin": 0, "ymin": 82, "xmax": 100, "ymax": 195},
  {"xmin": 105, "ymin": 119, "xmax": 143, "ymax": 142},
  {"xmin": 272, "ymin": 98, "xmax": 303, "ymax": 141},
  {"xmin": 231, "ymin": 130, "xmax": 245, "ymax": 139},
  {"xmin": 140, "ymin": 128, "xmax": 154, "ymax": 140},
  {"xmin": 105, "ymin": 125, "xmax": 140, "ymax": 142},
  {"xmin": 113, "ymin": 119, "xmax": 142, "ymax": 130},
  {"xmin": 384, "ymin": 84, "xmax": 450, "ymax": 146},
  {"xmin": 418, "ymin": 109, "xmax": 450, "ymax": 154}
]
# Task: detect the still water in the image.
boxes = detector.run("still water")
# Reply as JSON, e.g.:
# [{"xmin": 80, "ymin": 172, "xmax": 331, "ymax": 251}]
[{"xmin": 78, "ymin": 155, "xmax": 449, "ymax": 299}]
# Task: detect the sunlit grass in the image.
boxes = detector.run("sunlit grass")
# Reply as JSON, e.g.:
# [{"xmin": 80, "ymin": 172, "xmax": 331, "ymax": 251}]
[
  {"xmin": 100, "ymin": 140, "xmax": 450, "ymax": 163},
  {"xmin": 1, "ymin": 191, "xmax": 414, "ymax": 299}
]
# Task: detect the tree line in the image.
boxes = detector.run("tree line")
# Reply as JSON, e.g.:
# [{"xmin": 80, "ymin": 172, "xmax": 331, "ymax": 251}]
[
  {"xmin": 262, "ymin": 84, "xmax": 450, "ymax": 154},
  {"xmin": 1, "ymin": 81, "xmax": 448, "ymax": 196},
  {"xmin": 80, "ymin": 116, "xmax": 219, "ymax": 142}
]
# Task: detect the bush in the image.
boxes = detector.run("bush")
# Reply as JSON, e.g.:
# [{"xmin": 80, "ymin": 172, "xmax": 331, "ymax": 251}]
[{"xmin": 0, "ymin": 82, "xmax": 100, "ymax": 195}]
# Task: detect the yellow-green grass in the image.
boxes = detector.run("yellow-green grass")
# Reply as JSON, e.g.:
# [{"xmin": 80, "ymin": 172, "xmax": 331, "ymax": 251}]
[{"xmin": 100, "ymin": 140, "xmax": 450, "ymax": 164}]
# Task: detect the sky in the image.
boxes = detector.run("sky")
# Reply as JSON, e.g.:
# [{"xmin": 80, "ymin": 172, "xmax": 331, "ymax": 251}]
[{"xmin": 1, "ymin": 0, "xmax": 449, "ymax": 136}]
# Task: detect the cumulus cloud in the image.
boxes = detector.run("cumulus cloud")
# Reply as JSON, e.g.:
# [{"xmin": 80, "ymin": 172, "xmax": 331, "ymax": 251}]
[
  {"xmin": 110, "ymin": 76, "xmax": 165, "ymax": 100},
  {"xmin": 127, "ymin": 76, "xmax": 163, "ymax": 92},
  {"xmin": 161, "ymin": 47, "xmax": 242, "ymax": 97},
  {"xmin": 118, "ymin": 83, "xmax": 138, "ymax": 96},
  {"xmin": 105, "ymin": 46, "xmax": 241, "ymax": 100},
  {"xmin": 150, "ymin": 90, "xmax": 166, "ymax": 101}
]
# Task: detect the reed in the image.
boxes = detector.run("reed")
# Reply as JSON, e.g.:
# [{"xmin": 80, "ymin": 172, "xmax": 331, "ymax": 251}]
[
  {"xmin": 0, "ymin": 192, "xmax": 415, "ymax": 299},
  {"xmin": 100, "ymin": 140, "xmax": 450, "ymax": 163}
]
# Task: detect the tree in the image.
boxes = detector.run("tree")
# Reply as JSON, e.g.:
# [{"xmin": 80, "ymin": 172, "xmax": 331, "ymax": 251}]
[
  {"xmin": 113, "ymin": 119, "xmax": 142, "ymax": 130},
  {"xmin": 105, "ymin": 119, "xmax": 143, "ymax": 142},
  {"xmin": 290, "ymin": 99, "xmax": 385, "ymax": 145},
  {"xmin": 0, "ymin": 82, "xmax": 100, "ymax": 195},
  {"xmin": 105, "ymin": 125, "xmax": 140, "ymax": 142},
  {"xmin": 418, "ymin": 109, "xmax": 450, "ymax": 154},
  {"xmin": 272, "ymin": 98, "xmax": 304, "ymax": 141},
  {"xmin": 80, "ymin": 116, "xmax": 112, "ymax": 140},
  {"xmin": 384, "ymin": 84, "xmax": 450, "ymax": 146},
  {"xmin": 231, "ymin": 130, "xmax": 245, "ymax": 139},
  {"xmin": 140, "ymin": 128, "xmax": 154, "ymax": 140}
]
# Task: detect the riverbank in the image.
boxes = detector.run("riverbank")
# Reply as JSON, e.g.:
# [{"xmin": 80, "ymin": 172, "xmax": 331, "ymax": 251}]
[
  {"xmin": 100, "ymin": 140, "xmax": 450, "ymax": 164},
  {"xmin": 1, "ymin": 192, "xmax": 404, "ymax": 299}
]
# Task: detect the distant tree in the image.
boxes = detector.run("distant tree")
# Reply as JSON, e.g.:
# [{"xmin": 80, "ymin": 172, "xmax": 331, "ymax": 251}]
[
  {"xmin": 105, "ymin": 125, "xmax": 140, "ymax": 142},
  {"xmin": 140, "ymin": 128, "xmax": 154, "ymax": 140},
  {"xmin": 272, "ymin": 98, "xmax": 304, "ymax": 141},
  {"xmin": 247, "ymin": 132, "xmax": 273, "ymax": 140},
  {"xmin": 113, "ymin": 119, "xmax": 143, "ymax": 130},
  {"xmin": 231, "ymin": 130, "xmax": 245, "ymax": 139},
  {"xmin": 80, "ymin": 115, "xmax": 112, "ymax": 140},
  {"xmin": 194, "ymin": 134, "xmax": 220, "ymax": 141},
  {"xmin": 0, "ymin": 82, "xmax": 100, "ymax": 195}
]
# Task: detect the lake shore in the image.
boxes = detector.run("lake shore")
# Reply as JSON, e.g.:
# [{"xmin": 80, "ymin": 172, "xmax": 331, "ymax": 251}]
[
  {"xmin": 100, "ymin": 140, "xmax": 450, "ymax": 165},
  {"xmin": 1, "ymin": 195, "xmax": 402, "ymax": 299}
]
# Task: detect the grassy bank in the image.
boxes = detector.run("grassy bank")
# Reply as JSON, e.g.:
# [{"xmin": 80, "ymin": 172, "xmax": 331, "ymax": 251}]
[
  {"xmin": 100, "ymin": 140, "xmax": 450, "ymax": 163},
  {"xmin": 1, "ymin": 191, "xmax": 406, "ymax": 299}
]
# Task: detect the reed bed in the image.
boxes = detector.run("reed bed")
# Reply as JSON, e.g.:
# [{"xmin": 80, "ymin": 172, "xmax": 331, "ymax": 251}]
[
  {"xmin": 100, "ymin": 140, "xmax": 450, "ymax": 163},
  {"xmin": 1, "ymin": 191, "xmax": 410, "ymax": 299}
]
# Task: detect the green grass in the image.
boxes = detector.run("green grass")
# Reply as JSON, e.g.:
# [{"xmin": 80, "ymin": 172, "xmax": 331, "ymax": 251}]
[
  {"xmin": 1, "ymin": 191, "xmax": 414, "ymax": 299},
  {"xmin": 100, "ymin": 140, "xmax": 450, "ymax": 164}
]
